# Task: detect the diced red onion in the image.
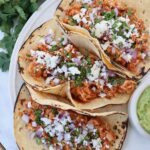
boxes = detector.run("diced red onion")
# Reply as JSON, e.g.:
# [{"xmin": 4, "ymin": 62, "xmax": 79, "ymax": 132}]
[
  {"xmin": 58, "ymin": 112, "xmax": 65, "ymax": 119},
  {"xmin": 36, "ymin": 128, "xmax": 43, "ymax": 138},
  {"xmin": 108, "ymin": 71, "xmax": 116, "ymax": 77},
  {"xmin": 147, "ymin": 51, "xmax": 150, "ymax": 57},
  {"xmin": 114, "ymin": 8, "xmax": 119, "ymax": 17},
  {"xmin": 87, "ymin": 123, "xmax": 94, "ymax": 130},
  {"xmin": 72, "ymin": 58, "xmax": 81, "ymax": 65},
  {"xmin": 32, "ymin": 121, "xmax": 37, "ymax": 127},
  {"xmin": 45, "ymin": 35, "xmax": 52, "ymax": 44},
  {"xmin": 21, "ymin": 114, "xmax": 29, "ymax": 124},
  {"xmin": 132, "ymin": 51, "xmax": 137, "ymax": 59}
]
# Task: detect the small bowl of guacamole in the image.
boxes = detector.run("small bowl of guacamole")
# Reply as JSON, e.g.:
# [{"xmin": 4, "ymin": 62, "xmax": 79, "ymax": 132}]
[
  {"xmin": 129, "ymin": 79, "xmax": 150, "ymax": 138},
  {"xmin": 137, "ymin": 86, "xmax": 150, "ymax": 134}
]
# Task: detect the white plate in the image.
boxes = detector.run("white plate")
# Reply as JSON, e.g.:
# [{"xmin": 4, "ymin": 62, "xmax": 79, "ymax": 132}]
[{"xmin": 9, "ymin": 0, "xmax": 150, "ymax": 149}]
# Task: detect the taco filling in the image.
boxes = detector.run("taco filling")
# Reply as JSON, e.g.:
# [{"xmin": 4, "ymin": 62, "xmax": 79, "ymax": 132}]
[
  {"xmin": 26, "ymin": 29, "xmax": 136, "ymax": 102},
  {"xmin": 20, "ymin": 98, "xmax": 117, "ymax": 150},
  {"xmin": 59, "ymin": 0, "xmax": 149, "ymax": 75}
]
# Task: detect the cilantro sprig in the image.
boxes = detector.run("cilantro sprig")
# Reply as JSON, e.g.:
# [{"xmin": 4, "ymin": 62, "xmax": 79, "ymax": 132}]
[{"xmin": 0, "ymin": 0, "xmax": 45, "ymax": 71}]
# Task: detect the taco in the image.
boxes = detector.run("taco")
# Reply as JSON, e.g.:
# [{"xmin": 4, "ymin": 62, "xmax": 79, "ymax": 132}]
[
  {"xmin": 18, "ymin": 19, "xmax": 69, "ymax": 96},
  {"xmin": 18, "ymin": 19, "xmax": 136, "ymax": 109},
  {"xmin": 56, "ymin": 0, "xmax": 150, "ymax": 78},
  {"xmin": 14, "ymin": 85, "xmax": 128, "ymax": 150}
]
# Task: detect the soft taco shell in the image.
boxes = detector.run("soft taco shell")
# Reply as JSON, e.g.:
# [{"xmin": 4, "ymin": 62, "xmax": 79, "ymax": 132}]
[
  {"xmin": 56, "ymin": 0, "xmax": 150, "ymax": 79},
  {"xmin": 18, "ymin": 19, "xmax": 67, "ymax": 97},
  {"xmin": 27, "ymin": 84, "xmax": 122, "ymax": 115},
  {"xmin": 14, "ymin": 84, "xmax": 128, "ymax": 150},
  {"xmin": 53, "ymin": 29, "xmax": 134, "ymax": 110},
  {"xmin": 66, "ymin": 82, "xmax": 131, "ymax": 110}
]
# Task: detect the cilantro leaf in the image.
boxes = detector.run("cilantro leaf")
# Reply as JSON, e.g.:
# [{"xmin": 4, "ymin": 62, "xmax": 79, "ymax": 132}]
[
  {"xmin": 0, "ymin": 0, "xmax": 45, "ymax": 71},
  {"xmin": 102, "ymin": 10, "xmax": 116, "ymax": 20},
  {"xmin": 0, "ymin": 52, "xmax": 10, "ymax": 71},
  {"xmin": 15, "ymin": 5, "xmax": 27, "ymax": 20}
]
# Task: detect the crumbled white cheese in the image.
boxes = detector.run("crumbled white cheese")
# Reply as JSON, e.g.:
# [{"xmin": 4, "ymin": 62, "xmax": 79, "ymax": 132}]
[
  {"xmin": 118, "ymin": 16, "xmax": 129, "ymax": 23},
  {"xmin": 92, "ymin": 138, "xmax": 102, "ymax": 150},
  {"xmin": 80, "ymin": 8, "xmax": 87, "ymax": 17},
  {"xmin": 101, "ymin": 41, "xmax": 110, "ymax": 50},
  {"xmin": 31, "ymin": 50, "xmax": 60, "ymax": 69},
  {"xmin": 82, "ymin": 17, "xmax": 88, "ymax": 24},
  {"xmin": 107, "ymin": 83, "xmax": 113, "ymax": 89},
  {"xmin": 121, "ymin": 52, "xmax": 132, "ymax": 62},
  {"xmin": 68, "ymin": 67, "xmax": 81, "ymax": 75},
  {"xmin": 41, "ymin": 118, "xmax": 51, "ymax": 126},
  {"xmin": 99, "ymin": 79, "xmax": 105, "ymax": 86},
  {"xmin": 27, "ymin": 101, "xmax": 32, "ymax": 108},
  {"xmin": 95, "ymin": 21, "xmax": 108, "ymax": 38},
  {"xmin": 141, "ymin": 53, "xmax": 146, "ymax": 59},
  {"xmin": 21, "ymin": 114, "xmax": 29, "ymax": 124},
  {"xmin": 61, "ymin": 65, "xmax": 68, "ymax": 73},
  {"xmin": 64, "ymin": 133, "xmax": 71, "ymax": 141},
  {"xmin": 50, "ymin": 41, "xmax": 57, "ymax": 46},
  {"xmin": 73, "ymin": 14, "xmax": 81, "ymax": 23},
  {"xmin": 45, "ymin": 77, "xmax": 54, "ymax": 85},
  {"xmin": 82, "ymin": 0, "xmax": 93, "ymax": 4},
  {"xmin": 49, "ymin": 145, "xmax": 54, "ymax": 150},
  {"xmin": 99, "ymin": 92, "xmax": 106, "ymax": 98},
  {"xmin": 87, "ymin": 61, "xmax": 101, "ymax": 81}
]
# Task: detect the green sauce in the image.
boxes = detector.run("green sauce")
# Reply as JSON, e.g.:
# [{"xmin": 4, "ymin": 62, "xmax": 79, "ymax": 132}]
[{"xmin": 137, "ymin": 86, "xmax": 150, "ymax": 134}]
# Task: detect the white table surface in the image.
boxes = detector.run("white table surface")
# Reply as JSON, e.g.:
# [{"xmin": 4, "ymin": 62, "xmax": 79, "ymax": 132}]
[{"xmin": 0, "ymin": 0, "xmax": 150, "ymax": 149}]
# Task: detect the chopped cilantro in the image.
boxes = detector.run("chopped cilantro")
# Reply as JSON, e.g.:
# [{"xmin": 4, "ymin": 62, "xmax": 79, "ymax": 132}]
[
  {"xmin": 67, "ymin": 53, "xmax": 72, "ymax": 58},
  {"xmin": 26, "ymin": 54, "xmax": 31, "ymax": 57},
  {"xmin": 102, "ymin": 10, "xmax": 116, "ymax": 20},
  {"xmin": 94, "ymin": 17, "xmax": 101, "ymax": 24},
  {"xmin": 82, "ymin": 4, "xmax": 89, "ymax": 9},
  {"xmin": 112, "ymin": 34, "xmax": 117, "ymax": 40},
  {"xmin": 34, "ymin": 109, "xmax": 43, "ymax": 125},
  {"xmin": 75, "ymin": 66, "xmax": 91, "ymax": 86},
  {"xmin": 35, "ymin": 109, "xmax": 42, "ymax": 116},
  {"xmin": 72, "ymin": 128, "xmax": 80, "ymax": 136},
  {"xmin": 64, "ymin": 126, "xmax": 70, "ymax": 132},
  {"xmin": 108, "ymin": 77, "xmax": 125, "ymax": 85},
  {"xmin": 86, "ymin": 57, "xmax": 91, "ymax": 65},
  {"xmin": 98, "ymin": 0, "xmax": 102, "ymax": 4},
  {"xmin": 35, "ymin": 137, "xmax": 41, "ymax": 145},
  {"xmin": 127, "ymin": 8, "xmax": 132, "ymax": 16},
  {"xmin": 65, "ymin": 62, "xmax": 76, "ymax": 67},
  {"xmin": 69, "ymin": 17, "xmax": 77, "ymax": 26},
  {"xmin": 60, "ymin": 37, "xmax": 64, "ymax": 43},
  {"xmin": 51, "ymin": 108, "xmax": 58, "ymax": 115},
  {"xmin": 50, "ymin": 45, "xmax": 57, "ymax": 51}
]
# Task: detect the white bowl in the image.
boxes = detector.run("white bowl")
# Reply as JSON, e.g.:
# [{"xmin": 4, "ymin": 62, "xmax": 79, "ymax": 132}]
[{"xmin": 129, "ymin": 76, "xmax": 150, "ymax": 138}]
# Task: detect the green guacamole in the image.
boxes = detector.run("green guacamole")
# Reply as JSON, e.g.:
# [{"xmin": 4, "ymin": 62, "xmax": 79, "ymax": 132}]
[{"xmin": 137, "ymin": 86, "xmax": 150, "ymax": 134}]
